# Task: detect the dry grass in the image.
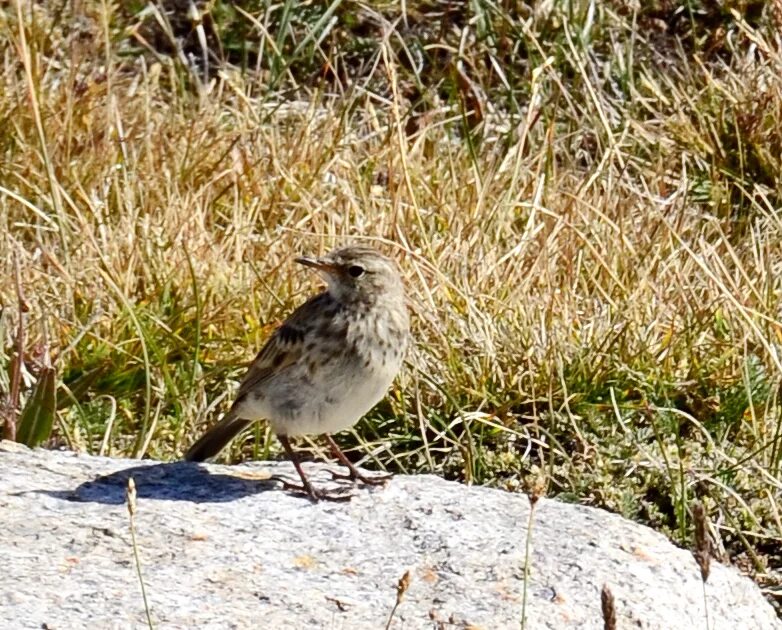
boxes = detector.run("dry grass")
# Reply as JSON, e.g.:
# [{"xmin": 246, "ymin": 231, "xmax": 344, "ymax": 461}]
[{"xmin": 1, "ymin": 0, "xmax": 782, "ymax": 611}]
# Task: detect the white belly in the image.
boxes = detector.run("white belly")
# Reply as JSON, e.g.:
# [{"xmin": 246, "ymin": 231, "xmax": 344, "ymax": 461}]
[
  {"xmin": 234, "ymin": 356, "xmax": 401, "ymax": 437},
  {"xmin": 283, "ymin": 367, "xmax": 396, "ymax": 436}
]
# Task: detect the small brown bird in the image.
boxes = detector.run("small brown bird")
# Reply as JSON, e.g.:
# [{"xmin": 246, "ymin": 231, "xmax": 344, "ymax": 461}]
[{"xmin": 185, "ymin": 245, "xmax": 409, "ymax": 501}]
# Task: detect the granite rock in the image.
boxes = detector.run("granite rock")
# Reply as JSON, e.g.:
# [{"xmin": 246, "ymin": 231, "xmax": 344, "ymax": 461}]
[{"xmin": 0, "ymin": 442, "xmax": 778, "ymax": 629}]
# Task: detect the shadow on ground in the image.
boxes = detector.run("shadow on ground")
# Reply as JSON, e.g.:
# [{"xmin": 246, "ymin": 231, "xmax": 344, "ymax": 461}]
[{"xmin": 36, "ymin": 462, "xmax": 286, "ymax": 505}]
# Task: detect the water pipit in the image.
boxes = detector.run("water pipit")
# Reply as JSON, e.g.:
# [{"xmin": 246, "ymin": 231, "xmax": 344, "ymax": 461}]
[{"xmin": 185, "ymin": 245, "xmax": 409, "ymax": 501}]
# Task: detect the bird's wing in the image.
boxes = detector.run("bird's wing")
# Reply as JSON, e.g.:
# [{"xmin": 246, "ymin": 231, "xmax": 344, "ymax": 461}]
[{"xmin": 233, "ymin": 292, "xmax": 329, "ymax": 402}]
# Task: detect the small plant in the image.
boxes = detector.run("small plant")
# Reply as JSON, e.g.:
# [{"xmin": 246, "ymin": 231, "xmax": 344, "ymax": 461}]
[
  {"xmin": 601, "ymin": 583, "xmax": 616, "ymax": 630},
  {"xmin": 127, "ymin": 477, "xmax": 154, "ymax": 630},
  {"xmin": 385, "ymin": 569, "xmax": 412, "ymax": 630},
  {"xmin": 692, "ymin": 501, "xmax": 712, "ymax": 629}
]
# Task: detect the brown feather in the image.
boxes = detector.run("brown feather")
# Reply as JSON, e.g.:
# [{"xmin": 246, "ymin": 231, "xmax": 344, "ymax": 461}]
[
  {"xmin": 184, "ymin": 409, "xmax": 252, "ymax": 462},
  {"xmin": 185, "ymin": 294, "xmax": 328, "ymax": 461}
]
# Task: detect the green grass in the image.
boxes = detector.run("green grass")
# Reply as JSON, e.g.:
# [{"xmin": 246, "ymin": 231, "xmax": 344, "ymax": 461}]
[{"xmin": 2, "ymin": 0, "xmax": 782, "ymax": 611}]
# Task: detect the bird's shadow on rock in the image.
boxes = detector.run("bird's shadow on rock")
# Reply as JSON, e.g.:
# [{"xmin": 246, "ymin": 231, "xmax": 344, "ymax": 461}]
[{"xmin": 40, "ymin": 462, "xmax": 282, "ymax": 505}]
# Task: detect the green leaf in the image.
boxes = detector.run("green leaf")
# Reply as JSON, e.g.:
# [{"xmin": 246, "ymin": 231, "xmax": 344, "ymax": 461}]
[{"xmin": 17, "ymin": 367, "xmax": 57, "ymax": 447}]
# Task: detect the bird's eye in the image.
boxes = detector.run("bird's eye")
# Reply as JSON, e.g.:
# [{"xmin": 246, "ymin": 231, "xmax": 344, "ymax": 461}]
[{"xmin": 347, "ymin": 265, "xmax": 365, "ymax": 278}]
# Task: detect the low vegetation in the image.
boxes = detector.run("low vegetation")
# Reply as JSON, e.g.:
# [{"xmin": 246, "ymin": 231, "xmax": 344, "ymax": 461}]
[{"xmin": 1, "ymin": 0, "xmax": 781, "ymax": 612}]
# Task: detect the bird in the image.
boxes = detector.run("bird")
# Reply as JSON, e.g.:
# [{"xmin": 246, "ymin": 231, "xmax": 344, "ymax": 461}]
[{"xmin": 185, "ymin": 245, "xmax": 410, "ymax": 501}]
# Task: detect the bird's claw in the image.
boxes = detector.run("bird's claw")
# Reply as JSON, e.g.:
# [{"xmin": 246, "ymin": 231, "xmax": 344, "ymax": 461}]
[
  {"xmin": 281, "ymin": 479, "xmax": 352, "ymax": 503},
  {"xmin": 330, "ymin": 469, "xmax": 393, "ymax": 486}
]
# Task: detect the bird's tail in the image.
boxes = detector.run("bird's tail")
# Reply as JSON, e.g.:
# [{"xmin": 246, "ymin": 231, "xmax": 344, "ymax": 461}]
[{"xmin": 184, "ymin": 410, "xmax": 252, "ymax": 462}]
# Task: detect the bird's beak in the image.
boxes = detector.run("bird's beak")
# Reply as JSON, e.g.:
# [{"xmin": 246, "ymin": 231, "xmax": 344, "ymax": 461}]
[{"xmin": 295, "ymin": 256, "xmax": 338, "ymax": 274}]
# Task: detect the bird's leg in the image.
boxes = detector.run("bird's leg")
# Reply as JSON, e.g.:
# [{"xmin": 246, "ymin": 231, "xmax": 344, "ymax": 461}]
[
  {"xmin": 277, "ymin": 434, "xmax": 350, "ymax": 502},
  {"xmin": 324, "ymin": 434, "xmax": 392, "ymax": 486}
]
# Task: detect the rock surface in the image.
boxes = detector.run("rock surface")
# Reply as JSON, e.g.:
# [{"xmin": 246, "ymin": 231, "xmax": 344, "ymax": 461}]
[{"xmin": 0, "ymin": 442, "xmax": 778, "ymax": 629}]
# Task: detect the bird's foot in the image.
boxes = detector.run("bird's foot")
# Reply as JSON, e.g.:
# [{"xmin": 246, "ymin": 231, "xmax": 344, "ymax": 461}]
[
  {"xmin": 279, "ymin": 478, "xmax": 352, "ymax": 503},
  {"xmin": 330, "ymin": 468, "xmax": 393, "ymax": 486},
  {"xmin": 322, "ymin": 434, "xmax": 393, "ymax": 487}
]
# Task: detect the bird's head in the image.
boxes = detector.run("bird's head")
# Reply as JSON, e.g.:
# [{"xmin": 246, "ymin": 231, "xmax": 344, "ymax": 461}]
[{"xmin": 296, "ymin": 246, "xmax": 404, "ymax": 305}]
